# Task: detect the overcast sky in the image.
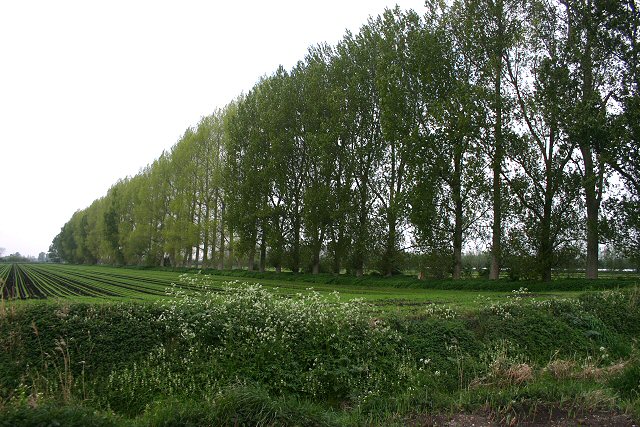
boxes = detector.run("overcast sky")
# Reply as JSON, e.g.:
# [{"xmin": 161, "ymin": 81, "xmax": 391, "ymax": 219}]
[{"xmin": 0, "ymin": 0, "xmax": 427, "ymax": 257}]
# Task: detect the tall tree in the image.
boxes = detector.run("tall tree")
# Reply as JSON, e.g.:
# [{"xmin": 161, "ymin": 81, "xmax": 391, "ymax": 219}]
[
  {"xmin": 450, "ymin": 0, "xmax": 521, "ymax": 279},
  {"xmin": 372, "ymin": 8, "xmax": 423, "ymax": 276},
  {"xmin": 257, "ymin": 67, "xmax": 298, "ymax": 273},
  {"xmin": 323, "ymin": 45, "xmax": 356, "ymax": 274},
  {"xmin": 294, "ymin": 46, "xmax": 340, "ymax": 274},
  {"xmin": 409, "ymin": 2, "xmax": 491, "ymax": 279},
  {"xmin": 224, "ymin": 90, "xmax": 271, "ymax": 271},
  {"xmin": 606, "ymin": 0, "xmax": 640, "ymax": 265},
  {"xmin": 561, "ymin": 0, "xmax": 620, "ymax": 278},
  {"xmin": 499, "ymin": 0, "xmax": 584, "ymax": 281},
  {"xmin": 336, "ymin": 23, "xmax": 385, "ymax": 277}
]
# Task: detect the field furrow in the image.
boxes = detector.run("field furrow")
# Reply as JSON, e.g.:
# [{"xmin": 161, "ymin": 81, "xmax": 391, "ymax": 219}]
[{"xmin": 1, "ymin": 263, "xmax": 188, "ymax": 300}]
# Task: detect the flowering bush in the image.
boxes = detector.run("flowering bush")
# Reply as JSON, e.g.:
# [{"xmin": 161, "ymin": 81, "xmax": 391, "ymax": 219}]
[{"xmin": 104, "ymin": 276, "xmax": 409, "ymax": 410}]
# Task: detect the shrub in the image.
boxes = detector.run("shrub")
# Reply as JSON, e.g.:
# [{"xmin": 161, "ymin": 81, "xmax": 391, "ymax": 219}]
[
  {"xmin": 579, "ymin": 288, "xmax": 640, "ymax": 336},
  {"xmin": 209, "ymin": 384, "xmax": 341, "ymax": 427},
  {"xmin": 3, "ymin": 278, "xmax": 640, "ymax": 423},
  {"xmin": 104, "ymin": 278, "xmax": 409, "ymax": 413},
  {"xmin": 0, "ymin": 302, "xmax": 167, "ymax": 400},
  {"xmin": 393, "ymin": 317, "xmax": 482, "ymax": 389},
  {"xmin": 474, "ymin": 304, "xmax": 593, "ymax": 363},
  {"xmin": 0, "ymin": 404, "xmax": 124, "ymax": 427},
  {"xmin": 608, "ymin": 358, "xmax": 640, "ymax": 400}
]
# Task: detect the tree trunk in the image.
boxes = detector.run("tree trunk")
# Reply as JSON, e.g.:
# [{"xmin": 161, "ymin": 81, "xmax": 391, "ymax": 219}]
[
  {"xmin": 188, "ymin": 197, "xmax": 197, "ymax": 268},
  {"xmin": 312, "ymin": 229, "xmax": 323, "ymax": 275},
  {"xmin": 385, "ymin": 142, "xmax": 398, "ymax": 278},
  {"xmin": 195, "ymin": 205, "xmax": 202, "ymax": 267},
  {"xmin": 183, "ymin": 246, "xmax": 190, "ymax": 268},
  {"xmin": 355, "ymin": 186, "xmax": 368, "ymax": 278},
  {"xmin": 490, "ymin": 130, "xmax": 503, "ymax": 279},
  {"xmin": 540, "ymin": 201, "xmax": 553, "ymax": 282},
  {"xmin": 202, "ymin": 202, "xmax": 210, "ymax": 268},
  {"xmin": 247, "ymin": 228, "xmax": 256, "ymax": 271},
  {"xmin": 209, "ymin": 199, "xmax": 217, "ymax": 269},
  {"xmin": 330, "ymin": 221, "xmax": 345, "ymax": 274},
  {"xmin": 583, "ymin": 146, "xmax": 600, "ymax": 279},
  {"xmin": 490, "ymin": 0, "xmax": 505, "ymax": 281},
  {"xmin": 385, "ymin": 225, "xmax": 396, "ymax": 277},
  {"xmin": 228, "ymin": 226, "xmax": 234, "ymax": 269},
  {"xmin": 247, "ymin": 250, "xmax": 255, "ymax": 271},
  {"xmin": 540, "ymin": 125, "xmax": 557, "ymax": 283},
  {"xmin": 219, "ymin": 201, "xmax": 225, "ymax": 270},
  {"xmin": 333, "ymin": 257, "xmax": 341, "ymax": 275},
  {"xmin": 259, "ymin": 229, "xmax": 266, "ymax": 273},
  {"xmin": 452, "ymin": 144, "xmax": 463, "ymax": 280},
  {"xmin": 578, "ymin": 1, "xmax": 600, "ymax": 280},
  {"xmin": 292, "ymin": 213, "xmax": 301, "ymax": 273}
]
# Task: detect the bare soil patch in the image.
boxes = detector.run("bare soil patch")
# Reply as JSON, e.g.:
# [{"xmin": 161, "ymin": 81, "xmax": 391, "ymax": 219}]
[{"xmin": 407, "ymin": 409, "xmax": 636, "ymax": 426}]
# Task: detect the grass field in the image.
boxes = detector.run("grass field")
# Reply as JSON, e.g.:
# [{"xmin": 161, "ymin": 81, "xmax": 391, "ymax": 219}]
[{"xmin": 1, "ymin": 263, "xmax": 639, "ymax": 425}]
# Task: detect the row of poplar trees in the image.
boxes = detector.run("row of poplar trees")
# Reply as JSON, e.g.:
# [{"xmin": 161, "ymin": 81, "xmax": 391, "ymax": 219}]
[{"xmin": 51, "ymin": 0, "xmax": 640, "ymax": 281}]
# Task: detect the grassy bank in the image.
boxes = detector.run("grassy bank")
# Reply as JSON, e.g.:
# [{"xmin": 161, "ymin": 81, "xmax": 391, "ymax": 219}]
[{"xmin": 1, "ymin": 277, "xmax": 639, "ymax": 425}]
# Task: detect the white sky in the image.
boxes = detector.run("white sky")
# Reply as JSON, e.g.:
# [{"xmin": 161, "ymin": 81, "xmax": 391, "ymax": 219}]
[{"xmin": 0, "ymin": 0, "xmax": 426, "ymax": 257}]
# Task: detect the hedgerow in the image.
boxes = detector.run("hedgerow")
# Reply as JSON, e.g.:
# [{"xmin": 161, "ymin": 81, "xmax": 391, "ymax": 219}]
[{"xmin": 1, "ymin": 280, "xmax": 639, "ymax": 424}]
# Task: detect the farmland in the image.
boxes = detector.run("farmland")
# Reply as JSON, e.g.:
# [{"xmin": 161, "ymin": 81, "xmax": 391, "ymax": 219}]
[
  {"xmin": 0, "ymin": 263, "xmax": 191, "ymax": 300},
  {"xmin": 0, "ymin": 263, "xmax": 482, "ymax": 303},
  {"xmin": 0, "ymin": 262, "xmax": 614, "ymax": 310}
]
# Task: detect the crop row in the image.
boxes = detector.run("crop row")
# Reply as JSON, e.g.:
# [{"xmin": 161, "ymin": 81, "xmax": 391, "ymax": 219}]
[
  {"xmin": 0, "ymin": 264, "xmax": 204, "ymax": 300},
  {"xmin": 0, "ymin": 263, "xmax": 11, "ymax": 295}
]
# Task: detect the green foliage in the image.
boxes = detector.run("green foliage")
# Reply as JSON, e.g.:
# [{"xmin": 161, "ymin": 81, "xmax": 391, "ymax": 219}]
[
  {"xmin": 577, "ymin": 288, "xmax": 640, "ymax": 336},
  {"xmin": 138, "ymin": 399, "xmax": 218, "ymax": 427},
  {"xmin": 49, "ymin": 0, "xmax": 638, "ymax": 284},
  {"xmin": 155, "ymin": 278, "xmax": 407, "ymax": 403},
  {"xmin": 0, "ymin": 302, "xmax": 166, "ymax": 400},
  {"xmin": 155, "ymin": 267, "xmax": 640, "ymax": 292},
  {"xmin": 608, "ymin": 358, "xmax": 640, "ymax": 401},
  {"xmin": 0, "ymin": 391, "xmax": 343, "ymax": 427},
  {"xmin": 476, "ymin": 305, "xmax": 593, "ymax": 363},
  {"xmin": 458, "ymin": 377, "xmax": 619, "ymax": 422},
  {"xmin": 471, "ymin": 287, "xmax": 640, "ymax": 362},
  {"xmin": 0, "ymin": 404, "xmax": 125, "ymax": 427},
  {"xmin": 199, "ymin": 385, "xmax": 340, "ymax": 427},
  {"xmin": 394, "ymin": 318, "xmax": 481, "ymax": 373}
]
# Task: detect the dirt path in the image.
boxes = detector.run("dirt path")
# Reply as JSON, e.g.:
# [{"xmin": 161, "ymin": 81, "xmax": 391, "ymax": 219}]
[{"xmin": 408, "ymin": 410, "xmax": 637, "ymax": 426}]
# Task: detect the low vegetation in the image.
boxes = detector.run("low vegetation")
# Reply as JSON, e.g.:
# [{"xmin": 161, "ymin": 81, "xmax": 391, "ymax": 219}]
[{"xmin": 0, "ymin": 271, "xmax": 638, "ymax": 425}]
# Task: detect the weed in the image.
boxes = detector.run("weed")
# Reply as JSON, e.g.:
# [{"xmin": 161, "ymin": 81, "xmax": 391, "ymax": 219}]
[
  {"xmin": 608, "ymin": 357, "xmax": 640, "ymax": 400},
  {"xmin": 43, "ymin": 338, "xmax": 74, "ymax": 403},
  {"xmin": 475, "ymin": 339, "xmax": 532, "ymax": 387},
  {"xmin": 544, "ymin": 358, "xmax": 576, "ymax": 380}
]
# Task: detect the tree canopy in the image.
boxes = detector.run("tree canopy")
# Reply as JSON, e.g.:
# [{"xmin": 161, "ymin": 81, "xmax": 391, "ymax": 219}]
[{"xmin": 50, "ymin": 2, "xmax": 640, "ymax": 280}]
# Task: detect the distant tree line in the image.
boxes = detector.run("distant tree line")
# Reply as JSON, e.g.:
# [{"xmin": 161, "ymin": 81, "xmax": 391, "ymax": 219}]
[
  {"xmin": 0, "ymin": 252, "xmax": 39, "ymax": 263},
  {"xmin": 50, "ymin": 1, "xmax": 640, "ymax": 281}
]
